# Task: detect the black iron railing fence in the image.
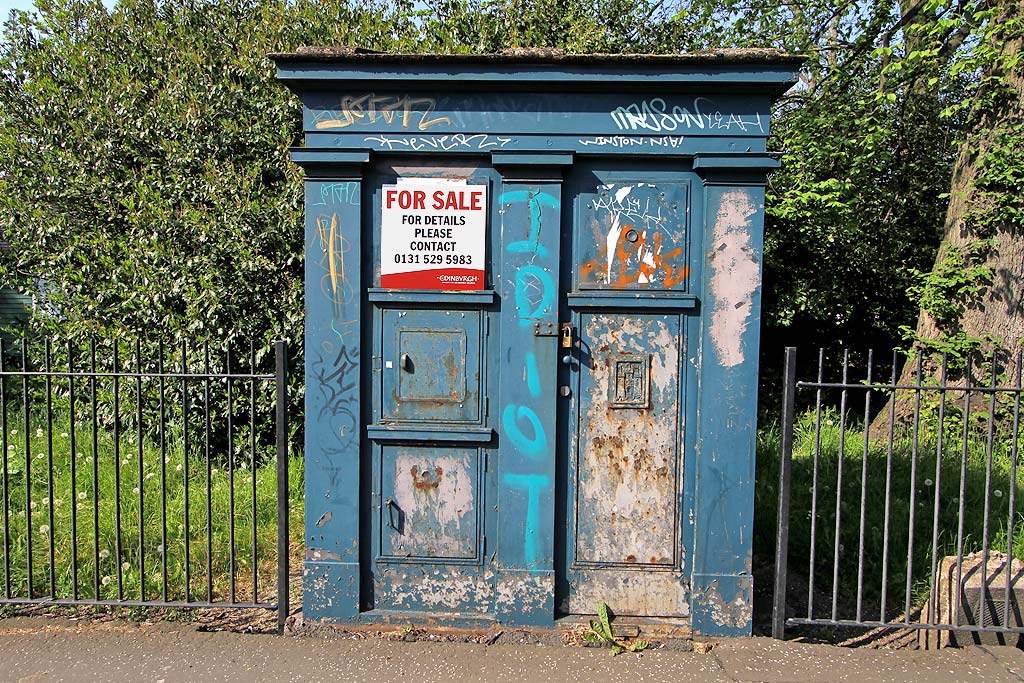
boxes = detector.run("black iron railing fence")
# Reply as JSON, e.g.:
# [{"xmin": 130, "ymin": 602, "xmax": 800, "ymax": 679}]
[
  {"xmin": 0, "ymin": 338, "xmax": 289, "ymax": 631},
  {"xmin": 772, "ymin": 347, "xmax": 1024, "ymax": 641}
]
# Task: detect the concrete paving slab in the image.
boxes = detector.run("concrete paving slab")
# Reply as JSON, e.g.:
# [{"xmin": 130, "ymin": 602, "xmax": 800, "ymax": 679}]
[
  {"xmin": 0, "ymin": 620, "xmax": 732, "ymax": 683},
  {"xmin": 714, "ymin": 636, "xmax": 1024, "ymax": 683},
  {"xmin": 0, "ymin": 618, "xmax": 1022, "ymax": 683}
]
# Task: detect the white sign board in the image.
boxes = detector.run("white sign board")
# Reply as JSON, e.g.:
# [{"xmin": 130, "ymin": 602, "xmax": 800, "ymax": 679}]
[{"xmin": 380, "ymin": 179, "xmax": 487, "ymax": 290}]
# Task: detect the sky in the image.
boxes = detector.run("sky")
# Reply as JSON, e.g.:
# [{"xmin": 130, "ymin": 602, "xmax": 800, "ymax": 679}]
[
  {"xmin": 0, "ymin": 0, "xmax": 33, "ymax": 19},
  {"xmin": 1, "ymin": 0, "xmax": 116, "ymax": 24}
]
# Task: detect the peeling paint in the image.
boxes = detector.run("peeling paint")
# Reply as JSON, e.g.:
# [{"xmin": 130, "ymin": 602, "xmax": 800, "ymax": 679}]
[
  {"xmin": 693, "ymin": 579, "xmax": 752, "ymax": 629},
  {"xmin": 305, "ymin": 547, "xmax": 344, "ymax": 562},
  {"xmin": 707, "ymin": 189, "xmax": 759, "ymax": 368},
  {"xmin": 568, "ymin": 312, "xmax": 686, "ymax": 617},
  {"xmin": 495, "ymin": 572, "xmax": 552, "ymax": 614},
  {"xmin": 375, "ymin": 568, "xmax": 494, "ymax": 613},
  {"xmin": 568, "ymin": 570, "xmax": 690, "ymax": 618},
  {"xmin": 389, "ymin": 452, "xmax": 475, "ymax": 558}
]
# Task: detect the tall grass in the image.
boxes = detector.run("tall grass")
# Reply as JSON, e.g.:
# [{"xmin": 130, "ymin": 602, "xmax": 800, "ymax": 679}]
[
  {"xmin": 757, "ymin": 408, "xmax": 1024, "ymax": 619},
  {"xmin": 0, "ymin": 413, "xmax": 303, "ymax": 604}
]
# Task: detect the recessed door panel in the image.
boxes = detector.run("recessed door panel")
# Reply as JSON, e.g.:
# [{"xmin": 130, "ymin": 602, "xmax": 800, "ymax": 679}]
[
  {"xmin": 381, "ymin": 309, "xmax": 482, "ymax": 423},
  {"xmin": 380, "ymin": 444, "xmax": 480, "ymax": 561},
  {"xmin": 575, "ymin": 181, "xmax": 689, "ymax": 291}
]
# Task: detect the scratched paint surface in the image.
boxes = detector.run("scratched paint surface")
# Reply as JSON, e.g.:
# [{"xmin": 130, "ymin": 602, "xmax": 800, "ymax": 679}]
[
  {"xmin": 303, "ymin": 179, "xmax": 362, "ymax": 619},
  {"xmin": 382, "ymin": 449, "xmax": 478, "ymax": 559},
  {"xmin": 576, "ymin": 182, "xmax": 689, "ymax": 290},
  {"xmin": 566, "ymin": 313, "xmax": 687, "ymax": 617},
  {"xmin": 707, "ymin": 188, "xmax": 759, "ymax": 368}
]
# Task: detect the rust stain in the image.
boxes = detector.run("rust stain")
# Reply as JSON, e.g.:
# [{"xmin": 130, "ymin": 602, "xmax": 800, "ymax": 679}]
[
  {"xmin": 443, "ymin": 350, "xmax": 459, "ymax": 382},
  {"xmin": 411, "ymin": 465, "xmax": 443, "ymax": 491}
]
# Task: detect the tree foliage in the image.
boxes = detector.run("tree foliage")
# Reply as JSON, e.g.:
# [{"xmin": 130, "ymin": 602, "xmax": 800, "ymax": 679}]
[{"xmin": 0, "ymin": 0, "xmax": 1016, "ymax": 414}]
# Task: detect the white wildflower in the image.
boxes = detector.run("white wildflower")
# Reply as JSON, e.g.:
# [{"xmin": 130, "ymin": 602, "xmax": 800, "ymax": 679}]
[
  {"xmin": 35, "ymin": 428, "xmax": 43, "ymax": 438},
  {"xmin": 35, "ymin": 453, "xmax": 43, "ymax": 460},
  {"xmin": 42, "ymin": 497, "xmax": 49, "ymax": 506},
  {"xmin": 122, "ymin": 562, "xmax": 130, "ymax": 572},
  {"xmin": 101, "ymin": 575, "xmax": 111, "ymax": 586},
  {"xmin": 9, "ymin": 429, "xmax": 16, "ymax": 436},
  {"xmin": 145, "ymin": 472, "xmax": 155, "ymax": 480},
  {"xmin": 175, "ymin": 464, "xmax": 182, "ymax": 472},
  {"xmin": 60, "ymin": 432, "xmax": 69, "ymax": 439},
  {"xmin": 29, "ymin": 501, "xmax": 36, "ymax": 510},
  {"xmin": 924, "ymin": 479, "xmax": 933, "ymax": 486},
  {"xmin": 132, "ymin": 487, "xmax": 139, "ymax": 495},
  {"xmin": 995, "ymin": 490, "xmax": 1004, "ymax": 498},
  {"xmin": 99, "ymin": 549, "xmax": 110, "ymax": 560},
  {"xmin": 78, "ymin": 492, "xmax": 87, "ymax": 500},
  {"xmin": 39, "ymin": 525, "xmax": 49, "ymax": 534}
]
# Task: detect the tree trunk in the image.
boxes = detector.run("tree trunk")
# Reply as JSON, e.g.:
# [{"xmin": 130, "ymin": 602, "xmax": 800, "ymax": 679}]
[{"xmin": 870, "ymin": 0, "xmax": 1024, "ymax": 438}]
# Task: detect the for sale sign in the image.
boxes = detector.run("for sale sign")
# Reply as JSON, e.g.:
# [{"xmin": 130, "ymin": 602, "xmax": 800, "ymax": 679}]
[{"xmin": 380, "ymin": 178, "xmax": 487, "ymax": 290}]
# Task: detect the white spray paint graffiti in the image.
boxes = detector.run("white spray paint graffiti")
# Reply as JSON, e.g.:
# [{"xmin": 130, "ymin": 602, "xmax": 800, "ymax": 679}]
[
  {"xmin": 609, "ymin": 97, "xmax": 765, "ymax": 134},
  {"xmin": 578, "ymin": 135, "xmax": 686, "ymax": 148},
  {"xmin": 365, "ymin": 134, "xmax": 512, "ymax": 152},
  {"xmin": 590, "ymin": 185, "xmax": 676, "ymax": 286}
]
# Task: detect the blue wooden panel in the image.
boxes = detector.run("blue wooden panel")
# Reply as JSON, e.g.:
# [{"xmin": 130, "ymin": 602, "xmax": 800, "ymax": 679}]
[
  {"xmin": 274, "ymin": 55, "xmax": 805, "ymax": 95},
  {"xmin": 495, "ymin": 180, "xmax": 561, "ymax": 625},
  {"xmin": 302, "ymin": 176, "xmax": 363, "ymax": 620},
  {"xmin": 381, "ymin": 309, "xmax": 482, "ymax": 423},
  {"xmin": 574, "ymin": 180, "xmax": 690, "ymax": 291},
  {"xmin": 690, "ymin": 182, "xmax": 767, "ymax": 636},
  {"xmin": 304, "ymin": 132, "xmax": 767, "ymax": 156},
  {"xmin": 303, "ymin": 92, "xmax": 772, "ymax": 138},
  {"xmin": 366, "ymin": 426, "xmax": 493, "ymax": 442}
]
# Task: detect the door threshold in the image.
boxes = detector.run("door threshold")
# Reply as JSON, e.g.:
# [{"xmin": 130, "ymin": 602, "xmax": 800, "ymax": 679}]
[{"xmin": 355, "ymin": 609, "xmax": 499, "ymax": 630}]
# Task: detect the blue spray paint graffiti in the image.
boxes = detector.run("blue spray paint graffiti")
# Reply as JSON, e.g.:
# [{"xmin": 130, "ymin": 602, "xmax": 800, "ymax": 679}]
[
  {"xmin": 499, "ymin": 188, "xmax": 560, "ymax": 567},
  {"xmin": 503, "ymin": 473, "xmax": 552, "ymax": 569},
  {"xmin": 501, "ymin": 405, "xmax": 547, "ymax": 458}
]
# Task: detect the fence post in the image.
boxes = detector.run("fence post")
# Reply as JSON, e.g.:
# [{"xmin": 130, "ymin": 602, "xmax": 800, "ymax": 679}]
[
  {"xmin": 772, "ymin": 346, "xmax": 797, "ymax": 639},
  {"xmin": 275, "ymin": 340, "xmax": 290, "ymax": 635}
]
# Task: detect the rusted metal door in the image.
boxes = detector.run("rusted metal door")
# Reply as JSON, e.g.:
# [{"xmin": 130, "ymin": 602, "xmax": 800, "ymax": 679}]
[{"xmin": 559, "ymin": 169, "xmax": 694, "ymax": 618}]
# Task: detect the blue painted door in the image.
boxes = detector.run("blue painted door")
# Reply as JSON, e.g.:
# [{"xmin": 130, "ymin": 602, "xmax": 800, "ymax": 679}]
[
  {"xmin": 559, "ymin": 167, "xmax": 695, "ymax": 618},
  {"xmin": 367, "ymin": 160, "xmax": 498, "ymax": 618}
]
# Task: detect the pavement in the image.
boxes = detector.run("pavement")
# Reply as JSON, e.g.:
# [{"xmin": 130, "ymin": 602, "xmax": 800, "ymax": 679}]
[{"xmin": 0, "ymin": 616, "xmax": 1023, "ymax": 683}]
